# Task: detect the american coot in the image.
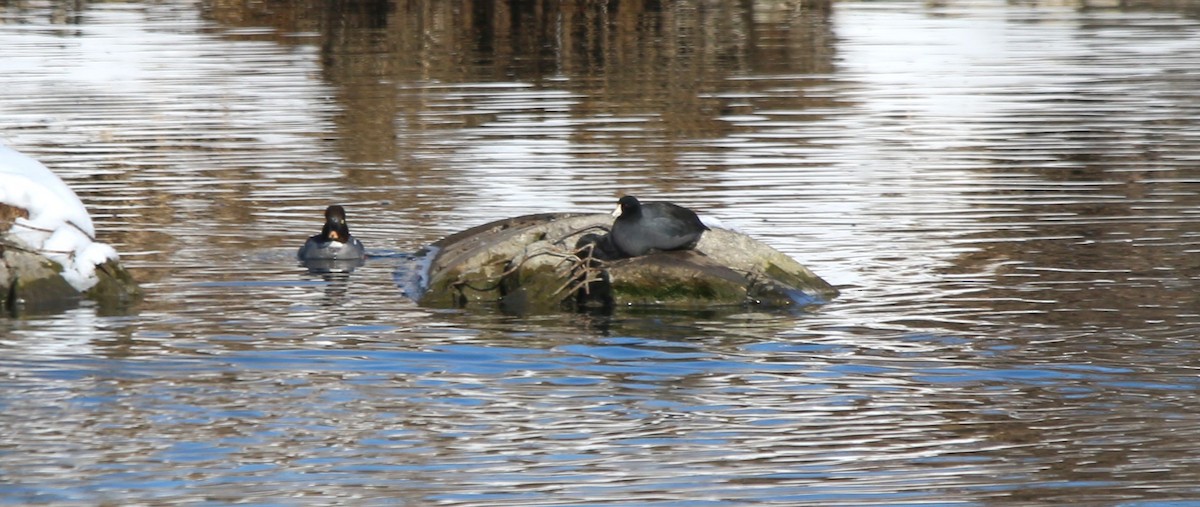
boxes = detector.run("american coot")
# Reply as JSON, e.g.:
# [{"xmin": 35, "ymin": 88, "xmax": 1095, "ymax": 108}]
[
  {"xmin": 609, "ymin": 195, "xmax": 709, "ymax": 258},
  {"xmin": 297, "ymin": 205, "xmax": 366, "ymax": 261}
]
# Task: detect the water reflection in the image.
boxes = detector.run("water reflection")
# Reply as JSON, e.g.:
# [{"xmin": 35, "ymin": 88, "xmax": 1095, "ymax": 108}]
[
  {"xmin": 4, "ymin": 0, "xmax": 1200, "ymax": 504},
  {"xmin": 204, "ymin": 0, "xmax": 835, "ymax": 166},
  {"xmin": 300, "ymin": 257, "xmax": 365, "ymax": 274},
  {"xmin": 0, "ymin": 305, "xmax": 118, "ymax": 358},
  {"xmin": 831, "ymin": 3, "xmax": 1200, "ymax": 334}
]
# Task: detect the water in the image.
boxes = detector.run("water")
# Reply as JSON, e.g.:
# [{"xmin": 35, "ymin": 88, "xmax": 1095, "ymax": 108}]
[{"xmin": 3, "ymin": 0, "xmax": 1200, "ymax": 504}]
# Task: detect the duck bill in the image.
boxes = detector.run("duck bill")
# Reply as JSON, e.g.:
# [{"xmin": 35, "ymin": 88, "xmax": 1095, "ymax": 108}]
[
  {"xmin": 328, "ymin": 230, "xmax": 341, "ymax": 241},
  {"xmin": 611, "ymin": 203, "xmax": 622, "ymax": 218}
]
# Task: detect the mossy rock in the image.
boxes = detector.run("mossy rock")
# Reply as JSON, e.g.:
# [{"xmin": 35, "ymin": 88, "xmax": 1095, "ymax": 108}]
[
  {"xmin": 86, "ymin": 258, "xmax": 142, "ymax": 313},
  {"xmin": 411, "ymin": 213, "xmax": 837, "ymax": 314},
  {"xmin": 0, "ymin": 248, "xmax": 81, "ymax": 314},
  {"xmin": 606, "ymin": 252, "xmax": 754, "ymax": 307},
  {"xmin": 0, "ymin": 245, "xmax": 141, "ymax": 316}
]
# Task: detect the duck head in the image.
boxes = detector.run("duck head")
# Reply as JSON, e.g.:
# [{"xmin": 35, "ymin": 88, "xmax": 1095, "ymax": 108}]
[{"xmin": 321, "ymin": 205, "xmax": 352, "ymax": 243}]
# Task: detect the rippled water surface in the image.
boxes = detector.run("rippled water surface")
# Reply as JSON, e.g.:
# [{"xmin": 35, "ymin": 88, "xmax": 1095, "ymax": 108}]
[{"xmin": 3, "ymin": 0, "xmax": 1200, "ymax": 504}]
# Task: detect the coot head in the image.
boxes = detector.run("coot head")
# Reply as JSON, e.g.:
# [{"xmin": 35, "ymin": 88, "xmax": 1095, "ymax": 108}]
[{"xmin": 612, "ymin": 195, "xmax": 642, "ymax": 219}]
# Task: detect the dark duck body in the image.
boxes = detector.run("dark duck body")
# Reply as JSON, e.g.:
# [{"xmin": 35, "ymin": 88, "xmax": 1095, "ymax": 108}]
[
  {"xmin": 574, "ymin": 232, "xmax": 622, "ymax": 261},
  {"xmin": 609, "ymin": 195, "xmax": 709, "ymax": 258},
  {"xmin": 298, "ymin": 205, "xmax": 366, "ymax": 261}
]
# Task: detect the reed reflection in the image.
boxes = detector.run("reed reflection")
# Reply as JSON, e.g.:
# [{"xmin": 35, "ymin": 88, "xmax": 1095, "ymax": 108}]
[{"xmin": 202, "ymin": 0, "xmax": 835, "ymax": 166}]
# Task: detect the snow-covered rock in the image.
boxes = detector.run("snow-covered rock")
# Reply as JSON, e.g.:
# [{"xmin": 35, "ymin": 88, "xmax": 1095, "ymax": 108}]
[{"xmin": 0, "ymin": 144, "xmax": 129, "ymax": 299}]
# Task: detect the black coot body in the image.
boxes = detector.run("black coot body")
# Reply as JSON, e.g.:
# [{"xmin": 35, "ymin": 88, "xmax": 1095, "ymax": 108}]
[
  {"xmin": 609, "ymin": 195, "xmax": 708, "ymax": 258},
  {"xmin": 575, "ymin": 232, "xmax": 621, "ymax": 261},
  {"xmin": 297, "ymin": 205, "xmax": 366, "ymax": 261}
]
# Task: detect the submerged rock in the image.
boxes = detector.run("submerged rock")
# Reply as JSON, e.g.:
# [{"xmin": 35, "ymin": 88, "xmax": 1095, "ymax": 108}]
[{"xmin": 408, "ymin": 213, "xmax": 837, "ymax": 313}]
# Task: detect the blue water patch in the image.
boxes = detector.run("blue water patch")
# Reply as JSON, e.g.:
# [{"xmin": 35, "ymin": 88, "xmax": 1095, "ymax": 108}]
[
  {"xmin": 1054, "ymin": 363, "xmax": 1136, "ymax": 374},
  {"xmin": 783, "ymin": 288, "xmax": 830, "ymax": 307},
  {"xmin": 436, "ymin": 396, "xmax": 488, "ymax": 406},
  {"xmin": 159, "ymin": 441, "xmax": 237, "ymax": 463},
  {"xmin": 434, "ymin": 343, "xmax": 548, "ymax": 358},
  {"xmin": 555, "ymin": 343, "xmax": 711, "ymax": 361}
]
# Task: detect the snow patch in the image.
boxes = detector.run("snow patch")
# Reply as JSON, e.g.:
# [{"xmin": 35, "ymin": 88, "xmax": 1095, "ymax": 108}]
[{"xmin": 0, "ymin": 145, "xmax": 119, "ymax": 291}]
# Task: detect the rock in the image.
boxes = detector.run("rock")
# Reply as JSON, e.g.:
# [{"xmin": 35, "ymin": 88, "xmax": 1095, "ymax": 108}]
[
  {"xmin": 85, "ymin": 258, "xmax": 142, "ymax": 313},
  {"xmin": 0, "ymin": 203, "xmax": 141, "ymax": 315},
  {"xmin": 408, "ymin": 212, "xmax": 837, "ymax": 313},
  {"xmin": 0, "ymin": 246, "xmax": 80, "ymax": 314},
  {"xmin": 0, "ymin": 145, "xmax": 142, "ymax": 315}
]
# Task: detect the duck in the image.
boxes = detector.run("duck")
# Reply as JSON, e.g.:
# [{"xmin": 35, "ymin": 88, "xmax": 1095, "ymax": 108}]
[
  {"xmin": 297, "ymin": 205, "xmax": 366, "ymax": 261},
  {"xmin": 609, "ymin": 195, "xmax": 709, "ymax": 258}
]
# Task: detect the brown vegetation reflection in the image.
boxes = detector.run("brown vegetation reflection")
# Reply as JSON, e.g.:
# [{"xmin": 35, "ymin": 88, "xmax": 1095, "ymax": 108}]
[
  {"xmin": 939, "ymin": 8, "xmax": 1200, "ymax": 336},
  {"xmin": 201, "ymin": 0, "xmax": 834, "ymax": 163}
]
